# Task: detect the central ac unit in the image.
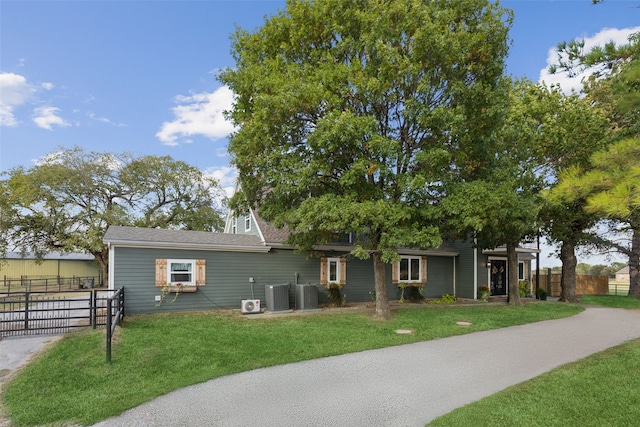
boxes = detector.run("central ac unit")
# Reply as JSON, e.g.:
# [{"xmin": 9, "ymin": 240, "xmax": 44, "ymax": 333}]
[{"xmin": 241, "ymin": 299, "xmax": 261, "ymax": 314}]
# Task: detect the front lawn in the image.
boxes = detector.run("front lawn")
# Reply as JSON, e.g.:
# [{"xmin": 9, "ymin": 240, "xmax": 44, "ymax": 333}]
[
  {"xmin": 581, "ymin": 294, "xmax": 640, "ymax": 309},
  {"xmin": 3, "ymin": 303, "xmax": 582, "ymax": 426},
  {"xmin": 429, "ymin": 295, "xmax": 640, "ymax": 426}
]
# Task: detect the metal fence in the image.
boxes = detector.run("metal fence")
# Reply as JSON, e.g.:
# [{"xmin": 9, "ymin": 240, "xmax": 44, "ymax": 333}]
[
  {"xmin": 1, "ymin": 275, "xmax": 103, "ymax": 293},
  {"xmin": 106, "ymin": 287, "xmax": 125, "ymax": 363},
  {"xmin": 0, "ymin": 288, "xmax": 120, "ymax": 338}
]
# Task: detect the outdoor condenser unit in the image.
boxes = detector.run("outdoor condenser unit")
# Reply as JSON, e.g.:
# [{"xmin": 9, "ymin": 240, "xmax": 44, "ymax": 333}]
[
  {"xmin": 265, "ymin": 283, "xmax": 291, "ymax": 312},
  {"xmin": 241, "ymin": 299, "xmax": 261, "ymax": 314},
  {"xmin": 295, "ymin": 284, "xmax": 319, "ymax": 311}
]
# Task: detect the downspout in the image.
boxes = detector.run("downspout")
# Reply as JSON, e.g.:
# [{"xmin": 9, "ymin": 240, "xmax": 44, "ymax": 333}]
[
  {"xmin": 453, "ymin": 257, "xmax": 456, "ymax": 296},
  {"xmin": 108, "ymin": 242, "xmax": 114, "ymax": 291},
  {"xmin": 473, "ymin": 238, "xmax": 478, "ymax": 299}
]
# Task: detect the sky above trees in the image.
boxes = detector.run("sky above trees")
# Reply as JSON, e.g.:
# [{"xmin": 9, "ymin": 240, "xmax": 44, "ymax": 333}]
[{"xmin": 1, "ymin": 0, "xmax": 638, "ymax": 267}]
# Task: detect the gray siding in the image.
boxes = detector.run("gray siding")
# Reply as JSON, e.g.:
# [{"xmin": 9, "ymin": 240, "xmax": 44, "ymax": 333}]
[
  {"xmin": 113, "ymin": 246, "xmax": 457, "ymax": 314},
  {"xmin": 451, "ymin": 240, "xmax": 477, "ymax": 299},
  {"xmin": 425, "ymin": 256, "xmax": 454, "ymax": 298}
]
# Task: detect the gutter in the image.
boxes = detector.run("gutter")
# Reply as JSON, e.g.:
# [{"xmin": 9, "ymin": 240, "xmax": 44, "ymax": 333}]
[{"xmin": 104, "ymin": 240, "xmax": 272, "ymax": 253}]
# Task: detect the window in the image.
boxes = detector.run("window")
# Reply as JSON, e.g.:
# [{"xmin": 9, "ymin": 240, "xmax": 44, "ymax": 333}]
[
  {"xmin": 320, "ymin": 257, "xmax": 346, "ymax": 285},
  {"xmin": 169, "ymin": 260, "xmax": 194, "ymax": 286},
  {"xmin": 518, "ymin": 262, "xmax": 525, "ymax": 281},
  {"xmin": 231, "ymin": 217, "xmax": 237, "ymax": 234},
  {"xmin": 244, "ymin": 213, "xmax": 251, "ymax": 231},
  {"xmin": 155, "ymin": 259, "xmax": 206, "ymax": 288},
  {"xmin": 393, "ymin": 256, "xmax": 427, "ymax": 284}
]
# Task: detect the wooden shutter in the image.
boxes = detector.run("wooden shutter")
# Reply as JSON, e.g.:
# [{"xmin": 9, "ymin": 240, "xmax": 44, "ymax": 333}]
[
  {"xmin": 339, "ymin": 258, "xmax": 347, "ymax": 284},
  {"xmin": 421, "ymin": 256, "xmax": 427, "ymax": 285},
  {"xmin": 392, "ymin": 261, "xmax": 399, "ymax": 285},
  {"xmin": 155, "ymin": 259, "xmax": 167, "ymax": 286},
  {"xmin": 196, "ymin": 259, "xmax": 206, "ymax": 286},
  {"xmin": 320, "ymin": 257, "xmax": 327, "ymax": 285}
]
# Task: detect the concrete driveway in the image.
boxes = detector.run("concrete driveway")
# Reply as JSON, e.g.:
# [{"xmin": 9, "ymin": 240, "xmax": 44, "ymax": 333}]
[{"xmin": 88, "ymin": 306, "xmax": 640, "ymax": 427}]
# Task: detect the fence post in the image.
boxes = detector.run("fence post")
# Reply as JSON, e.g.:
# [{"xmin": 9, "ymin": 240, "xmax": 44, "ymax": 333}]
[
  {"xmin": 24, "ymin": 291, "xmax": 30, "ymax": 331},
  {"xmin": 120, "ymin": 286, "xmax": 125, "ymax": 319},
  {"xmin": 91, "ymin": 289, "xmax": 97, "ymax": 329},
  {"xmin": 106, "ymin": 296, "xmax": 112, "ymax": 363}
]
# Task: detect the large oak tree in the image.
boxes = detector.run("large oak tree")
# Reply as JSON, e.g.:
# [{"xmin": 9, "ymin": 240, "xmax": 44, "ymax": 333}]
[
  {"xmin": 0, "ymin": 147, "xmax": 226, "ymax": 284},
  {"xmin": 220, "ymin": 0, "xmax": 513, "ymax": 318}
]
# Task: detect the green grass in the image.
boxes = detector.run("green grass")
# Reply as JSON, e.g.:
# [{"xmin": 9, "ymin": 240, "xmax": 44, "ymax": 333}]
[
  {"xmin": 428, "ymin": 338, "xmax": 640, "ymax": 427},
  {"xmin": 3, "ymin": 303, "xmax": 582, "ymax": 426},
  {"xmin": 582, "ymin": 294, "xmax": 640, "ymax": 309},
  {"xmin": 428, "ymin": 294, "xmax": 640, "ymax": 427}
]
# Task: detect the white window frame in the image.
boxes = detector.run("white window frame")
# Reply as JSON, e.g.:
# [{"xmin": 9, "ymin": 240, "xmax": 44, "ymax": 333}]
[
  {"xmin": 399, "ymin": 256, "xmax": 422, "ymax": 283},
  {"xmin": 327, "ymin": 257, "xmax": 341, "ymax": 284},
  {"xmin": 244, "ymin": 213, "xmax": 251, "ymax": 231},
  {"xmin": 231, "ymin": 217, "xmax": 237, "ymax": 234},
  {"xmin": 167, "ymin": 259, "xmax": 196, "ymax": 287}
]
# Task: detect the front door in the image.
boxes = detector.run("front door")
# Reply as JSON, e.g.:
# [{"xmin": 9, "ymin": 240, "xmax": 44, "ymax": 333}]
[{"xmin": 490, "ymin": 260, "xmax": 507, "ymax": 296}]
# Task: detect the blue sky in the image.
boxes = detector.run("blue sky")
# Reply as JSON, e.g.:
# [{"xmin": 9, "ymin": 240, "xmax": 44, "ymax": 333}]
[{"xmin": 1, "ymin": 0, "xmax": 638, "ymax": 267}]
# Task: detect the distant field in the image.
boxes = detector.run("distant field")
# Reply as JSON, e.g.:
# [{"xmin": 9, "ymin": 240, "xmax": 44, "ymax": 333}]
[{"xmin": 609, "ymin": 281, "xmax": 630, "ymax": 296}]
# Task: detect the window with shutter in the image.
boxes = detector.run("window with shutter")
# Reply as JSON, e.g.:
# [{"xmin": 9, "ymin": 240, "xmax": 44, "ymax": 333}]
[
  {"xmin": 320, "ymin": 257, "xmax": 346, "ymax": 285},
  {"xmin": 155, "ymin": 259, "xmax": 206, "ymax": 287},
  {"xmin": 395, "ymin": 256, "xmax": 427, "ymax": 285}
]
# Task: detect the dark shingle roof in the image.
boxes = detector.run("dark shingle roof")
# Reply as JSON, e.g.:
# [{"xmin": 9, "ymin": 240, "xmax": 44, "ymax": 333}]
[
  {"xmin": 252, "ymin": 211, "xmax": 291, "ymax": 244},
  {"xmin": 104, "ymin": 226, "xmax": 269, "ymax": 251}
]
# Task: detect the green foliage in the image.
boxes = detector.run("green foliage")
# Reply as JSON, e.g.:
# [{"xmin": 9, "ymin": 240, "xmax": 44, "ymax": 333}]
[
  {"xmin": 325, "ymin": 284, "xmax": 346, "ymax": 307},
  {"xmin": 479, "ymin": 285, "xmax": 490, "ymax": 302},
  {"xmin": 536, "ymin": 286, "xmax": 547, "ymax": 299},
  {"xmin": 3, "ymin": 304, "xmax": 582, "ymax": 426},
  {"xmin": 519, "ymin": 280, "xmax": 530, "ymax": 298},
  {"xmin": 0, "ymin": 147, "xmax": 227, "ymax": 280},
  {"xmin": 219, "ymin": 0, "xmax": 513, "ymax": 315},
  {"xmin": 429, "ymin": 294, "xmax": 457, "ymax": 304}
]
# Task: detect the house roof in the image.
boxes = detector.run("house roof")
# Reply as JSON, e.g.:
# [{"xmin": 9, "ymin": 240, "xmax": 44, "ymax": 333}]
[
  {"xmin": 252, "ymin": 210, "xmax": 291, "ymax": 244},
  {"xmin": 2, "ymin": 252, "xmax": 95, "ymax": 261},
  {"xmin": 616, "ymin": 266, "xmax": 629, "ymax": 275},
  {"xmin": 104, "ymin": 226, "xmax": 271, "ymax": 253}
]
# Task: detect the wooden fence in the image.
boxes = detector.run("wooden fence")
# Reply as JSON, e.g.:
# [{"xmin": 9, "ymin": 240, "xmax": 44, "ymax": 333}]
[{"xmin": 532, "ymin": 272, "xmax": 609, "ymax": 297}]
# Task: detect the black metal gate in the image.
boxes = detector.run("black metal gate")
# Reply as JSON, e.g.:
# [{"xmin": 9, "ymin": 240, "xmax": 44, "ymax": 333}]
[{"xmin": 0, "ymin": 289, "xmax": 119, "ymax": 338}]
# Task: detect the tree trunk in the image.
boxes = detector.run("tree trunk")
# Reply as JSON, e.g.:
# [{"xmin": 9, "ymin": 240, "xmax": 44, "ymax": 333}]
[
  {"xmin": 94, "ymin": 245, "xmax": 109, "ymax": 288},
  {"xmin": 506, "ymin": 242, "xmax": 521, "ymax": 305},
  {"xmin": 373, "ymin": 252, "xmax": 391, "ymax": 319},
  {"xmin": 559, "ymin": 240, "xmax": 579, "ymax": 302},
  {"xmin": 629, "ymin": 226, "xmax": 640, "ymax": 298}
]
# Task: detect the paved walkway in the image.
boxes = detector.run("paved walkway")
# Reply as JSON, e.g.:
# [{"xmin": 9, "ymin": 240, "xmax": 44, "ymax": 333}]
[{"xmin": 88, "ymin": 306, "xmax": 640, "ymax": 427}]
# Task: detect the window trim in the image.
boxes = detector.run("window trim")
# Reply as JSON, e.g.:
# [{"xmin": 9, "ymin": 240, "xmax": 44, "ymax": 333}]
[
  {"xmin": 392, "ymin": 255, "xmax": 427, "ymax": 285},
  {"xmin": 231, "ymin": 217, "xmax": 237, "ymax": 234},
  {"xmin": 155, "ymin": 259, "xmax": 206, "ymax": 288},
  {"xmin": 167, "ymin": 259, "xmax": 196, "ymax": 287},
  {"xmin": 244, "ymin": 213, "xmax": 251, "ymax": 232},
  {"xmin": 327, "ymin": 257, "xmax": 341, "ymax": 284},
  {"xmin": 320, "ymin": 257, "xmax": 346, "ymax": 285}
]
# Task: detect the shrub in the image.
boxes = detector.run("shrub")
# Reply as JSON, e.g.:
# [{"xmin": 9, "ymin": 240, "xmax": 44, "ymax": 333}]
[
  {"xmin": 326, "ymin": 284, "xmax": 346, "ymax": 307},
  {"xmin": 429, "ymin": 294, "xmax": 457, "ymax": 304},
  {"xmin": 519, "ymin": 280, "xmax": 531, "ymax": 298}
]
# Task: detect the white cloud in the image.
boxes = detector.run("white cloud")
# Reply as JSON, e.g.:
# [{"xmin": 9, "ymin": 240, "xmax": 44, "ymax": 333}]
[
  {"xmin": 32, "ymin": 106, "xmax": 71, "ymax": 130},
  {"xmin": 0, "ymin": 72, "xmax": 36, "ymax": 126},
  {"xmin": 539, "ymin": 26, "xmax": 640, "ymax": 94},
  {"xmin": 156, "ymin": 85, "xmax": 236, "ymax": 146},
  {"xmin": 204, "ymin": 166, "xmax": 237, "ymax": 199},
  {"xmin": 86, "ymin": 111, "xmax": 126, "ymax": 127},
  {"xmin": 41, "ymin": 82, "xmax": 54, "ymax": 91}
]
